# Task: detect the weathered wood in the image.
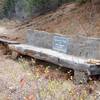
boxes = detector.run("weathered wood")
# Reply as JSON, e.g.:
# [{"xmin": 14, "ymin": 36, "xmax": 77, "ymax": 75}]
[
  {"xmin": 8, "ymin": 44, "xmax": 100, "ymax": 75},
  {"xmin": 0, "ymin": 30, "xmax": 99, "ymax": 76},
  {"xmin": 26, "ymin": 30, "xmax": 100, "ymax": 59},
  {"xmin": 0, "ymin": 30, "xmax": 99, "ymax": 84},
  {"xmin": 0, "ymin": 38, "xmax": 19, "ymax": 44}
]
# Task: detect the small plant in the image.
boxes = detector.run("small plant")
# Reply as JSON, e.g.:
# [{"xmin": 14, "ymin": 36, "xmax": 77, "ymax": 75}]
[
  {"xmin": 2, "ymin": 0, "xmax": 82, "ymax": 18},
  {"xmin": 18, "ymin": 57, "xmax": 29, "ymax": 71}
]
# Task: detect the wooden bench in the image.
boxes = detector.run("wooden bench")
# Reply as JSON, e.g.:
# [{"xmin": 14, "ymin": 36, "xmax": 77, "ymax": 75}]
[
  {"xmin": 0, "ymin": 38, "xmax": 19, "ymax": 44},
  {"xmin": 0, "ymin": 30, "xmax": 100, "ymax": 84}
]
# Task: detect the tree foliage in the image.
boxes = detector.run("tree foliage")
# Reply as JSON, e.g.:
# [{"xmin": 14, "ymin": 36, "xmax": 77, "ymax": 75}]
[
  {"xmin": 3, "ymin": 0, "xmax": 15, "ymax": 17},
  {"xmin": 2, "ymin": 0, "xmax": 87, "ymax": 18}
]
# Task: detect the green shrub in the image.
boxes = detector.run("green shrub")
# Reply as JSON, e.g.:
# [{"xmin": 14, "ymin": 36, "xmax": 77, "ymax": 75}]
[
  {"xmin": 3, "ymin": 0, "xmax": 15, "ymax": 17},
  {"xmin": 2, "ymin": 0, "xmax": 87, "ymax": 18}
]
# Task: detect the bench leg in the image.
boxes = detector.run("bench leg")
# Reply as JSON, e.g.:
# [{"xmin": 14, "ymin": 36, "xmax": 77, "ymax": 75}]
[
  {"xmin": 73, "ymin": 70, "xmax": 88, "ymax": 85},
  {"xmin": 11, "ymin": 51, "xmax": 19, "ymax": 59}
]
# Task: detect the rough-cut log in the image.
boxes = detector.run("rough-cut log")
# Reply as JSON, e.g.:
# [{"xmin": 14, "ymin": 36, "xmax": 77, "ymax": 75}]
[
  {"xmin": 8, "ymin": 44, "xmax": 100, "ymax": 76},
  {"xmin": 26, "ymin": 30, "xmax": 100, "ymax": 59},
  {"xmin": 0, "ymin": 30, "xmax": 100, "ymax": 84},
  {"xmin": 0, "ymin": 38, "xmax": 19, "ymax": 44}
]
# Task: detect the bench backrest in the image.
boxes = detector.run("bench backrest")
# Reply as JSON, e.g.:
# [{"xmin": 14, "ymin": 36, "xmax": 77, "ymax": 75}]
[
  {"xmin": 26, "ymin": 30, "xmax": 100, "ymax": 59},
  {"xmin": 27, "ymin": 30, "xmax": 54, "ymax": 49},
  {"xmin": 69, "ymin": 37, "xmax": 100, "ymax": 59}
]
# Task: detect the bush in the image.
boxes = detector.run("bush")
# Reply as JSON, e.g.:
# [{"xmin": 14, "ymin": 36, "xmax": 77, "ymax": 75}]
[
  {"xmin": 2, "ymin": 0, "xmax": 87, "ymax": 19},
  {"xmin": 3, "ymin": 0, "xmax": 15, "ymax": 17}
]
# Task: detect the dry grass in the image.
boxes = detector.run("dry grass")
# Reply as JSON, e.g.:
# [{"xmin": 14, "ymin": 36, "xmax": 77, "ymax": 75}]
[
  {"xmin": 17, "ymin": 57, "xmax": 100, "ymax": 100},
  {"xmin": 0, "ymin": 49, "xmax": 99, "ymax": 100}
]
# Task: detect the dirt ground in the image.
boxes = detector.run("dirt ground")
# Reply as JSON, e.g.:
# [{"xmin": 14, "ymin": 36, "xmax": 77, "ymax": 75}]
[{"xmin": 0, "ymin": 49, "xmax": 34, "ymax": 100}]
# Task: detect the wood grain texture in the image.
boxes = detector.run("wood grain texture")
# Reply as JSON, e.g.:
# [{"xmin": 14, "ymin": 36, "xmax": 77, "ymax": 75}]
[
  {"xmin": 8, "ymin": 44, "xmax": 100, "ymax": 75},
  {"xmin": 0, "ymin": 38, "xmax": 19, "ymax": 44}
]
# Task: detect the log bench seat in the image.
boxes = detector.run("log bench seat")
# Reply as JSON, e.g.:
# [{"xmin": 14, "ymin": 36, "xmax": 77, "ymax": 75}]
[
  {"xmin": 8, "ymin": 44, "xmax": 100, "ymax": 75},
  {"xmin": 0, "ymin": 38, "xmax": 19, "ymax": 44},
  {"xmin": 0, "ymin": 30, "xmax": 100, "ymax": 84}
]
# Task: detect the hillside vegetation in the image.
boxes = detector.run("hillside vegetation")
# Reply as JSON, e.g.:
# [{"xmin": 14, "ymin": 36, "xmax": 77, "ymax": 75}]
[{"xmin": 0, "ymin": 0, "xmax": 86, "ymax": 19}]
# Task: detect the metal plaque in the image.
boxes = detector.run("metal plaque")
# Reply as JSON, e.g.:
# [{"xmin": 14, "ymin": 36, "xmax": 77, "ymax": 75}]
[{"xmin": 53, "ymin": 36, "xmax": 69, "ymax": 53}]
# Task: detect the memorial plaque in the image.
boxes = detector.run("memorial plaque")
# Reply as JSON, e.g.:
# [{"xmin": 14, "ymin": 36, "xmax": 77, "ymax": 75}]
[{"xmin": 53, "ymin": 36, "xmax": 69, "ymax": 53}]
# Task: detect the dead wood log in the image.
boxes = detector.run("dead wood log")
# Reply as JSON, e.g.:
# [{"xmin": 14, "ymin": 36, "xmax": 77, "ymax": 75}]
[{"xmin": 8, "ymin": 44, "xmax": 99, "ymax": 74}]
